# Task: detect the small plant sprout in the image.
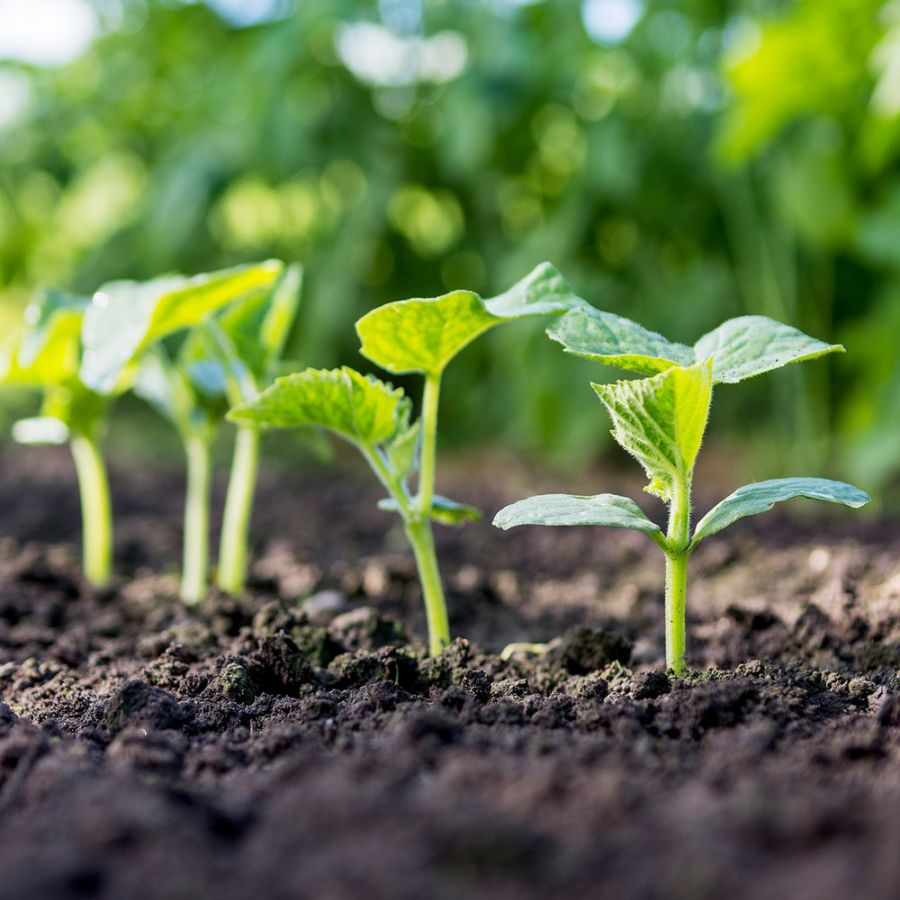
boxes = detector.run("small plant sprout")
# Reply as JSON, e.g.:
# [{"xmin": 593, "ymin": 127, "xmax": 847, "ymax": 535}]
[
  {"xmin": 81, "ymin": 261, "xmax": 286, "ymax": 603},
  {"xmin": 1, "ymin": 288, "xmax": 114, "ymax": 586},
  {"xmin": 230, "ymin": 263, "xmax": 584, "ymax": 655},
  {"xmin": 494, "ymin": 310, "xmax": 871, "ymax": 674}
]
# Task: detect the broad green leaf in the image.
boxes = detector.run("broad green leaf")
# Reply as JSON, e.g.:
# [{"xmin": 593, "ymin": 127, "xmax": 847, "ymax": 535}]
[
  {"xmin": 12, "ymin": 416, "xmax": 69, "ymax": 445},
  {"xmin": 493, "ymin": 493, "xmax": 663, "ymax": 539},
  {"xmin": 691, "ymin": 478, "xmax": 870, "ymax": 547},
  {"xmin": 593, "ymin": 361, "xmax": 713, "ymax": 501},
  {"xmin": 228, "ymin": 366, "xmax": 409, "ymax": 448},
  {"xmin": 356, "ymin": 262, "xmax": 582, "ymax": 376},
  {"xmin": 81, "ymin": 261, "xmax": 283, "ymax": 393},
  {"xmin": 549, "ymin": 310, "xmax": 842, "ymax": 385},
  {"xmin": 379, "ymin": 494, "xmax": 481, "ymax": 525},
  {"xmin": 693, "ymin": 316, "xmax": 843, "ymax": 384},
  {"xmin": 547, "ymin": 307, "xmax": 694, "ymax": 375}
]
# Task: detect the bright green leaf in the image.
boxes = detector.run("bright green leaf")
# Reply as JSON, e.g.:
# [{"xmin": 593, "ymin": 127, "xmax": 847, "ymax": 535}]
[
  {"xmin": 493, "ymin": 492, "xmax": 663, "ymax": 539},
  {"xmin": 693, "ymin": 316, "xmax": 843, "ymax": 384},
  {"xmin": 691, "ymin": 477, "xmax": 870, "ymax": 547},
  {"xmin": 547, "ymin": 307, "xmax": 694, "ymax": 375},
  {"xmin": 81, "ymin": 261, "xmax": 283, "ymax": 393},
  {"xmin": 593, "ymin": 361, "xmax": 713, "ymax": 501},
  {"xmin": 386, "ymin": 417, "xmax": 421, "ymax": 479},
  {"xmin": 356, "ymin": 262, "xmax": 582, "ymax": 376},
  {"xmin": 379, "ymin": 493, "xmax": 481, "ymax": 525},
  {"xmin": 228, "ymin": 366, "xmax": 409, "ymax": 448}
]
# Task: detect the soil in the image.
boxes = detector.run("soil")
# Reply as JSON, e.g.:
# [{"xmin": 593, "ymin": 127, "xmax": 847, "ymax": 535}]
[{"xmin": 0, "ymin": 446, "xmax": 898, "ymax": 900}]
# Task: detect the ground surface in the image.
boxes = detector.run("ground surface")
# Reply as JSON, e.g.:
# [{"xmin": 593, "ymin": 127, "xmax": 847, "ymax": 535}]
[{"xmin": 0, "ymin": 446, "xmax": 898, "ymax": 900}]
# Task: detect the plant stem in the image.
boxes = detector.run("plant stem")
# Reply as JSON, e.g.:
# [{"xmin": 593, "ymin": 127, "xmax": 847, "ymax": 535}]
[
  {"xmin": 69, "ymin": 431, "xmax": 113, "ymax": 587},
  {"xmin": 405, "ymin": 518, "xmax": 451, "ymax": 657},
  {"xmin": 664, "ymin": 472, "xmax": 692, "ymax": 675},
  {"xmin": 418, "ymin": 373, "xmax": 441, "ymax": 515},
  {"xmin": 217, "ymin": 424, "xmax": 260, "ymax": 596},
  {"xmin": 182, "ymin": 432, "xmax": 212, "ymax": 605}
]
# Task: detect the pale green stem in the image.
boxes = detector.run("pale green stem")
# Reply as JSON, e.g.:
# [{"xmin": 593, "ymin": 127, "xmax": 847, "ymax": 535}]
[
  {"xmin": 217, "ymin": 424, "xmax": 260, "ymax": 596},
  {"xmin": 418, "ymin": 373, "xmax": 441, "ymax": 515},
  {"xmin": 69, "ymin": 431, "xmax": 113, "ymax": 587},
  {"xmin": 182, "ymin": 433, "xmax": 212, "ymax": 605},
  {"xmin": 664, "ymin": 472, "xmax": 692, "ymax": 675},
  {"xmin": 405, "ymin": 518, "xmax": 451, "ymax": 657}
]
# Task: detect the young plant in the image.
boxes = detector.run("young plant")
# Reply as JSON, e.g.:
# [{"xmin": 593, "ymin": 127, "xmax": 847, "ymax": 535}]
[
  {"xmin": 230, "ymin": 263, "xmax": 583, "ymax": 655},
  {"xmin": 80, "ymin": 261, "xmax": 285, "ymax": 603},
  {"xmin": 0, "ymin": 288, "xmax": 114, "ymax": 586},
  {"xmin": 494, "ymin": 310, "xmax": 871, "ymax": 674}
]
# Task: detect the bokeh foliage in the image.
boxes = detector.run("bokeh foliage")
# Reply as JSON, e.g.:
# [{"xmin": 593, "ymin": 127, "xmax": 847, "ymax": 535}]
[{"xmin": 1, "ymin": 0, "xmax": 899, "ymax": 490}]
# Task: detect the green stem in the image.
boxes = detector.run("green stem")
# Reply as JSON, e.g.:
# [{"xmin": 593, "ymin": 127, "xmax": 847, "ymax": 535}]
[
  {"xmin": 664, "ymin": 472, "xmax": 692, "ymax": 675},
  {"xmin": 405, "ymin": 518, "xmax": 451, "ymax": 657},
  {"xmin": 182, "ymin": 432, "xmax": 212, "ymax": 605},
  {"xmin": 217, "ymin": 425, "xmax": 260, "ymax": 596},
  {"xmin": 418, "ymin": 373, "xmax": 441, "ymax": 515},
  {"xmin": 69, "ymin": 432, "xmax": 113, "ymax": 587}
]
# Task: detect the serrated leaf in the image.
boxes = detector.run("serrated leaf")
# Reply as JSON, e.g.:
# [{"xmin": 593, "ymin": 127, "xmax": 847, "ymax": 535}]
[
  {"xmin": 691, "ymin": 478, "xmax": 870, "ymax": 546},
  {"xmin": 228, "ymin": 366, "xmax": 409, "ymax": 448},
  {"xmin": 693, "ymin": 315, "xmax": 843, "ymax": 384},
  {"xmin": 549, "ymin": 309, "xmax": 843, "ymax": 385},
  {"xmin": 547, "ymin": 307, "xmax": 694, "ymax": 375},
  {"xmin": 12, "ymin": 416, "xmax": 70, "ymax": 445},
  {"xmin": 81, "ymin": 261, "xmax": 283, "ymax": 393},
  {"xmin": 493, "ymin": 493, "xmax": 663, "ymax": 539},
  {"xmin": 593, "ymin": 361, "xmax": 713, "ymax": 501},
  {"xmin": 379, "ymin": 494, "xmax": 481, "ymax": 525},
  {"xmin": 386, "ymin": 418, "xmax": 421, "ymax": 479},
  {"xmin": 356, "ymin": 262, "xmax": 582, "ymax": 376}
]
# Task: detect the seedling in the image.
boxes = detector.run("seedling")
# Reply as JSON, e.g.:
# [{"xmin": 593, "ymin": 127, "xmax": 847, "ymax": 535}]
[
  {"xmin": 81, "ymin": 261, "xmax": 287, "ymax": 603},
  {"xmin": 230, "ymin": 263, "xmax": 583, "ymax": 655},
  {"xmin": 494, "ymin": 309, "xmax": 870, "ymax": 674},
  {"xmin": 1, "ymin": 288, "xmax": 114, "ymax": 586}
]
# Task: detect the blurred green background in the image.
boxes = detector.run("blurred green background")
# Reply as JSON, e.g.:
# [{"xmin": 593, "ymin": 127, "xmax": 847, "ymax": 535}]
[{"xmin": 1, "ymin": 0, "xmax": 899, "ymax": 493}]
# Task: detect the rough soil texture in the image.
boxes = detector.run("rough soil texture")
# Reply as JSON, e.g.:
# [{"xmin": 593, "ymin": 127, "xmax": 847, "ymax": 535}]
[{"xmin": 0, "ymin": 447, "xmax": 898, "ymax": 900}]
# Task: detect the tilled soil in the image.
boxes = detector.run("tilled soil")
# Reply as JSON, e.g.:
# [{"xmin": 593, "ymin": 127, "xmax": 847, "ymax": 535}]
[{"xmin": 0, "ymin": 447, "xmax": 898, "ymax": 900}]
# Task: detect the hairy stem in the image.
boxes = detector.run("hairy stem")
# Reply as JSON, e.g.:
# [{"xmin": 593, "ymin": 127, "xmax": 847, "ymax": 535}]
[
  {"xmin": 217, "ymin": 425, "xmax": 260, "ymax": 596},
  {"xmin": 405, "ymin": 518, "xmax": 451, "ymax": 657},
  {"xmin": 182, "ymin": 433, "xmax": 212, "ymax": 605},
  {"xmin": 664, "ymin": 471, "xmax": 692, "ymax": 675},
  {"xmin": 69, "ymin": 431, "xmax": 113, "ymax": 587}
]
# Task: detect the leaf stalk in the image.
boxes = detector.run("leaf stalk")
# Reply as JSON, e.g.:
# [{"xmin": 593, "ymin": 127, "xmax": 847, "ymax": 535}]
[
  {"xmin": 69, "ymin": 430, "xmax": 113, "ymax": 587},
  {"xmin": 217, "ymin": 424, "xmax": 260, "ymax": 596},
  {"xmin": 182, "ymin": 431, "xmax": 212, "ymax": 604}
]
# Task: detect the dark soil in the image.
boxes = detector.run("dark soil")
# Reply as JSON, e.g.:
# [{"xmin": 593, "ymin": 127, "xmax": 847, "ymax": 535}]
[{"xmin": 0, "ymin": 447, "xmax": 898, "ymax": 900}]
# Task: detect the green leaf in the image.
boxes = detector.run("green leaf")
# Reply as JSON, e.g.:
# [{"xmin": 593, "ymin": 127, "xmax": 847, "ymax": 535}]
[
  {"xmin": 386, "ymin": 417, "xmax": 421, "ymax": 479},
  {"xmin": 1, "ymin": 288, "xmax": 89, "ymax": 387},
  {"xmin": 549, "ymin": 310, "xmax": 842, "ymax": 385},
  {"xmin": 692, "ymin": 477, "xmax": 870, "ymax": 547},
  {"xmin": 81, "ymin": 261, "xmax": 283, "ymax": 393},
  {"xmin": 12, "ymin": 416, "xmax": 70, "ymax": 445},
  {"xmin": 227, "ymin": 366, "xmax": 409, "ymax": 448},
  {"xmin": 493, "ymin": 493, "xmax": 663, "ymax": 540},
  {"xmin": 693, "ymin": 316, "xmax": 843, "ymax": 384},
  {"xmin": 356, "ymin": 262, "xmax": 582, "ymax": 376},
  {"xmin": 593, "ymin": 361, "xmax": 713, "ymax": 501},
  {"xmin": 379, "ymin": 494, "xmax": 481, "ymax": 525},
  {"xmin": 547, "ymin": 307, "xmax": 694, "ymax": 375}
]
